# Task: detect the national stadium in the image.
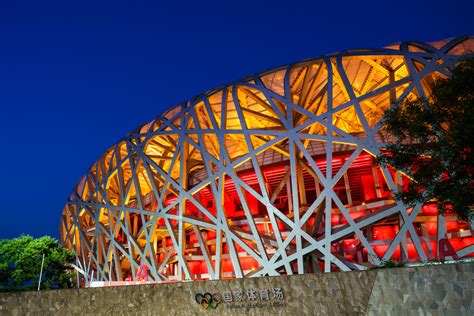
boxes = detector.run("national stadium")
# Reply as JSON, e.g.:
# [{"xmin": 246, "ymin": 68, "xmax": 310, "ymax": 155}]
[{"xmin": 59, "ymin": 36, "xmax": 474, "ymax": 286}]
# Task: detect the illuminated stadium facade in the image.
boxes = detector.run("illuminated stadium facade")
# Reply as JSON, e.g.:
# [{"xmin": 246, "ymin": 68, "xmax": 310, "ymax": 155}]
[{"xmin": 60, "ymin": 36, "xmax": 474, "ymax": 285}]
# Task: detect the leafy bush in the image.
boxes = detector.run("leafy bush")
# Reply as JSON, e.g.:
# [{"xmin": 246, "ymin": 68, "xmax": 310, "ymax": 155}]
[{"xmin": 0, "ymin": 235, "xmax": 75, "ymax": 291}]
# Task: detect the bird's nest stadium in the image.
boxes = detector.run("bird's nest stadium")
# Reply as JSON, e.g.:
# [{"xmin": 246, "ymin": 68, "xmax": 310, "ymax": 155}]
[{"xmin": 59, "ymin": 36, "xmax": 474, "ymax": 286}]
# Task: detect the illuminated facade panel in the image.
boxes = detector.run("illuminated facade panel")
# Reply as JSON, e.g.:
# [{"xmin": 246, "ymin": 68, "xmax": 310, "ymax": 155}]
[{"xmin": 60, "ymin": 36, "xmax": 474, "ymax": 285}]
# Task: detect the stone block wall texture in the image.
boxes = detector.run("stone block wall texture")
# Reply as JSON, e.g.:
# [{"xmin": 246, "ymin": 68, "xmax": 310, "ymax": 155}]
[{"xmin": 0, "ymin": 262, "xmax": 472, "ymax": 315}]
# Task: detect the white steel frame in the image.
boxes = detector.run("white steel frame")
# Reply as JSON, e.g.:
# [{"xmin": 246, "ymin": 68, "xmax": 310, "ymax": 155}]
[{"xmin": 59, "ymin": 36, "xmax": 474, "ymax": 285}]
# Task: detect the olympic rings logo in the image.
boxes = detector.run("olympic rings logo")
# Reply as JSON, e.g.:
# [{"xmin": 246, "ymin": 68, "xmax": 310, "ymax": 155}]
[{"xmin": 195, "ymin": 292, "xmax": 222, "ymax": 309}]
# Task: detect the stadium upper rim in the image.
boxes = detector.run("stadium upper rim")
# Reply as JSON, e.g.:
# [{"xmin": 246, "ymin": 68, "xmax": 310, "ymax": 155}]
[{"xmin": 80, "ymin": 36, "xmax": 471, "ymax": 175}]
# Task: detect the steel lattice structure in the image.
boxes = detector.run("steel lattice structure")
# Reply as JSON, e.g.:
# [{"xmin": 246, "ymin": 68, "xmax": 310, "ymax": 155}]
[{"xmin": 60, "ymin": 36, "xmax": 474, "ymax": 285}]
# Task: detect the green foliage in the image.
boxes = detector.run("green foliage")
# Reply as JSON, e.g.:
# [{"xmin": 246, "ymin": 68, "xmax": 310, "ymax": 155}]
[
  {"xmin": 0, "ymin": 235, "xmax": 75, "ymax": 292},
  {"xmin": 372, "ymin": 260, "xmax": 405, "ymax": 269},
  {"xmin": 377, "ymin": 58, "xmax": 474, "ymax": 221}
]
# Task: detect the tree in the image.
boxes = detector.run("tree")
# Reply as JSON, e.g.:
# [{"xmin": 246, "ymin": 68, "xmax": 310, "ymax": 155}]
[
  {"xmin": 377, "ymin": 57, "xmax": 474, "ymax": 221},
  {"xmin": 0, "ymin": 235, "xmax": 75, "ymax": 292}
]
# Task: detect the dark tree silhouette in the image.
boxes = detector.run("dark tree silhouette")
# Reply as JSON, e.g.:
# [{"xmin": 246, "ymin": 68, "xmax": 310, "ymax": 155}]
[{"xmin": 378, "ymin": 58, "xmax": 474, "ymax": 221}]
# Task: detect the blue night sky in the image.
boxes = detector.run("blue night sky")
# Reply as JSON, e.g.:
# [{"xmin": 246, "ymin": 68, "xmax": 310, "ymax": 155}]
[{"xmin": 0, "ymin": 0, "xmax": 472, "ymax": 239}]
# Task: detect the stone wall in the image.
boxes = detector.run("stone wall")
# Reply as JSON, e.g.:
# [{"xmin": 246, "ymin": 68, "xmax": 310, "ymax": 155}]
[{"xmin": 0, "ymin": 262, "xmax": 472, "ymax": 315}]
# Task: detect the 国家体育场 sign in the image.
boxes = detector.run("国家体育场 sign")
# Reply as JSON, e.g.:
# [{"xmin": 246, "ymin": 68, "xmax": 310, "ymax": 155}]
[{"xmin": 194, "ymin": 287, "xmax": 286, "ymax": 310}]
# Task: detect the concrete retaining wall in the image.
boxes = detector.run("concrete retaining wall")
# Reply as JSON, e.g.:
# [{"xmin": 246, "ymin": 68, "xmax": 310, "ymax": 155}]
[{"xmin": 0, "ymin": 262, "xmax": 472, "ymax": 315}]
